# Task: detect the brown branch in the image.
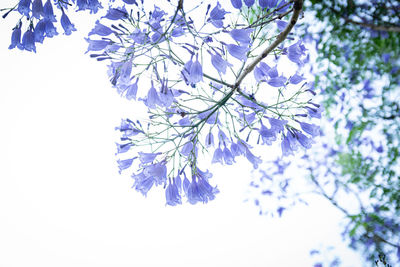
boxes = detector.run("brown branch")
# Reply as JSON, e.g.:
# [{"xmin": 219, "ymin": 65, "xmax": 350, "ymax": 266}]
[
  {"xmin": 234, "ymin": 0, "xmax": 303, "ymax": 88},
  {"xmin": 343, "ymin": 17, "xmax": 400, "ymax": 33}
]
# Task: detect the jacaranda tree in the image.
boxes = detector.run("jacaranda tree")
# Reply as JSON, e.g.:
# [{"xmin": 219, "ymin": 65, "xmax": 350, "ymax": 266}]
[{"xmin": 3, "ymin": 0, "xmax": 399, "ymax": 266}]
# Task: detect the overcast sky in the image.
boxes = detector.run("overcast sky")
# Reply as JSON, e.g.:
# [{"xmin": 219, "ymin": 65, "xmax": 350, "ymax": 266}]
[{"xmin": 0, "ymin": 2, "xmax": 364, "ymax": 266}]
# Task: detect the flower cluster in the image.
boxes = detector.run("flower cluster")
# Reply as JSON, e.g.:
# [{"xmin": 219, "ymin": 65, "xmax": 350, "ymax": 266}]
[
  {"xmin": 4, "ymin": 0, "xmax": 102, "ymax": 52},
  {"xmin": 82, "ymin": 0, "xmax": 318, "ymax": 205}
]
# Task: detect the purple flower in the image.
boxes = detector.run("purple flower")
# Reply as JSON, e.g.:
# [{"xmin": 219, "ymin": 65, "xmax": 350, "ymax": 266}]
[
  {"xmin": 87, "ymin": 0, "xmax": 102, "ymax": 13},
  {"xmin": 143, "ymin": 163, "xmax": 167, "ymax": 184},
  {"xmin": 132, "ymin": 172, "xmax": 155, "ymax": 196},
  {"xmin": 32, "ymin": 0, "xmax": 44, "ymax": 19},
  {"xmin": 115, "ymin": 142, "xmax": 133, "ymax": 154},
  {"xmin": 222, "ymin": 147, "xmax": 235, "ymax": 165},
  {"xmin": 43, "ymin": 0, "xmax": 56, "ymax": 22},
  {"xmin": 117, "ymin": 157, "xmax": 135, "ymax": 173},
  {"xmin": 259, "ymin": 123, "xmax": 276, "ymax": 145},
  {"xmin": 205, "ymin": 132, "xmax": 214, "ymax": 147},
  {"xmin": 9, "ymin": 24, "xmax": 22, "ymax": 50},
  {"xmin": 230, "ymin": 142, "xmax": 244, "ymax": 157},
  {"xmin": 85, "ymin": 38, "xmax": 111, "ymax": 53},
  {"xmin": 244, "ymin": 0, "xmax": 255, "ymax": 7},
  {"xmin": 382, "ymin": 53, "xmax": 390, "ymax": 63},
  {"xmin": 189, "ymin": 55, "xmax": 203, "ymax": 84},
  {"xmin": 212, "ymin": 147, "xmax": 224, "ymax": 164},
  {"xmin": 165, "ymin": 180, "xmax": 182, "ymax": 206},
  {"xmin": 305, "ymin": 106, "xmax": 323, "ymax": 119},
  {"xmin": 61, "ymin": 12, "xmax": 76, "ymax": 35},
  {"xmin": 281, "ymin": 135, "xmax": 294, "ymax": 157},
  {"xmin": 187, "ymin": 175, "xmax": 219, "ymax": 204},
  {"xmin": 211, "ymin": 52, "xmax": 232, "ymax": 74},
  {"xmin": 267, "ymin": 65, "xmax": 278, "ymax": 78},
  {"xmin": 289, "ymin": 73, "xmax": 305, "ymax": 84},
  {"xmin": 181, "ymin": 141, "xmax": 193, "ymax": 157},
  {"xmin": 276, "ymin": 20, "xmax": 288, "ymax": 31},
  {"xmin": 122, "ymin": 0, "xmax": 137, "ymax": 4},
  {"xmin": 267, "ymin": 76, "xmax": 286, "ymax": 87},
  {"xmin": 295, "ymin": 131, "xmax": 313, "ymax": 149},
  {"xmin": 89, "ymin": 20, "xmax": 113, "ymax": 36},
  {"xmin": 44, "ymin": 19, "xmax": 58, "ymax": 37},
  {"xmin": 208, "ymin": 2, "xmax": 228, "ymax": 28},
  {"xmin": 299, "ymin": 122, "xmax": 320, "ymax": 137},
  {"xmin": 244, "ymin": 146, "xmax": 262, "ymax": 168},
  {"xmin": 34, "ymin": 19, "xmax": 46, "ymax": 43},
  {"xmin": 231, "ymin": 0, "xmax": 242, "ymax": 9},
  {"xmin": 138, "ymin": 152, "xmax": 161, "ymax": 164},
  {"xmin": 227, "ymin": 44, "xmax": 249, "ymax": 61},
  {"xmin": 130, "ymin": 29, "xmax": 148, "ymax": 44},
  {"xmin": 145, "ymin": 82, "xmax": 162, "ymax": 109},
  {"xmin": 21, "ymin": 29, "xmax": 36, "ymax": 53},
  {"xmin": 287, "ymin": 41, "xmax": 306, "ymax": 65},
  {"xmin": 18, "ymin": 0, "xmax": 31, "ymax": 17},
  {"xmin": 259, "ymin": 0, "xmax": 278, "ymax": 8},
  {"xmin": 269, "ymin": 117, "xmax": 287, "ymax": 132},
  {"xmin": 230, "ymin": 28, "xmax": 253, "ymax": 45},
  {"xmin": 103, "ymin": 7, "xmax": 128, "ymax": 20},
  {"xmin": 116, "ymin": 119, "xmax": 143, "ymax": 137},
  {"xmin": 253, "ymin": 62, "xmax": 270, "ymax": 82}
]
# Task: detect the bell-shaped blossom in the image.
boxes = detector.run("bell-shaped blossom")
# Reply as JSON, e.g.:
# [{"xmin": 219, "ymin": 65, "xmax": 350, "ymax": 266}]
[
  {"xmin": 115, "ymin": 142, "xmax": 133, "ymax": 154},
  {"xmin": 181, "ymin": 142, "xmax": 193, "ymax": 157},
  {"xmin": 299, "ymin": 122, "xmax": 320, "ymax": 137},
  {"xmin": 259, "ymin": 0, "xmax": 278, "ymax": 8},
  {"xmin": 245, "ymin": 146, "xmax": 262, "ymax": 169},
  {"xmin": 143, "ymin": 163, "xmax": 167, "ymax": 184},
  {"xmin": 130, "ymin": 29, "xmax": 148, "ymax": 44},
  {"xmin": 183, "ymin": 174, "xmax": 190, "ymax": 195},
  {"xmin": 222, "ymin": 147, "xmax": 235, "ymax": 165},
  {"xmin": 145, "ymin": 83, "xmax": 163, "ymax": 109},
  {"xmin": 305, "ymin": 106, "xmax": 323, "ymax": 119},
  {"xmin": 259, "ymin": 123, "xmax": 276, "ymax": 145},
  {"xmin": 295, "ymin": 131, "xmax": 313, "ymax": 149},
  {"xmin": 103, "ymin": 7, "xmax": 128, "ymax": 20},
  {"xmin": 276, "ymin": 20, "xmax": 288, "ymax": 31},
  {"xmin": 287, "ymin": 41, "xmax": 306, "ymax": 65},
  {"xmin": 281, "ymin": 135, "xmax": 294, "ymax": 157},
  {"xmin": 267, "ymin": 65, "xmax": 278, "ymax": 78},
  {"xmin": 122, "ymin": 79, "xmax": 138, "ymax": 100},
  {"xmin": 269, "ymin": 117, "xmax": 287, "ymax": 132},
  {"xmin": 138, "ymin": 152, "xmax": 161, "ymax": 164},
  {"xmin": 227, "ymin": 44, "xmax": 249, "ymax": 61},
  {"xmin": 244, "ymin": 0, "xmax": 255, "ymax": 7},
  {"xmin": 178, "ymin": 117, "xmax": 190, "ymax": 126},
  {"xmin": 44, "ymin": 20, "xmax": 58, "ymax": 37},
  {"xmin": 32, "ymin": 0, "xmax": 44, "ymax": 19},
  {"xmin": 171, "ymin": 27, "xmax": 185, "ymax": 37},
  {"xmin": 212, "ymin": 147, "xmax": 224, "ymax": 164},
  {"xmin": 116, "ymin": 119, "xmax": 143, "ymax": 138},
  {"xmin": 267, "ymin": 76, "xmax": 286, "ymax": 87},
  {"xmin": 85, "ymin": 38, "xmax": 111, "ymax": 53},
  {"xmin": 122, "ymin": 0, "xmax": 137, "ymax": 4},
  {"xmin": 198, "ymin": 109, "xmax": 218, "ymax": 124},
  {"xmin": 230, "ymin": 142, "xmax": 244, "ymax": 157},
  {"xmin": 133, "ymin": 172, "xmax": 155, "ymax": 196},
  {"xmin": 187, "ymin": 176, "xmax": 219, "ymax": 204},
  {"xmin": 117, "ymin": 157, "xmax": 135, "ymax": 173},
  {"xmin": 165, "ymin": 180, "xmax": 182, "ymax": 206},
  {"xmin": 230, "ymin": 29, "xmax": 253, "ymax": 45},
  {"xmin": 205, "ymin": 132, "xmax": 214, "ymax": 147},
  {"xmin": 211, "ymin": 53, "xmax": 232, "ymax": 74},
  {"xmin": 61, "ymin": 12, "xmax": 76, "ymax": 35},
  {"xmin": 231, "ymin": 0, "xmax": 242, "ymax": 9},
  {"xmin": 289, "ymin": 73, "xmax": 305, "ymax": 84},
  {"xmin": 77, "ymin": 0, "xmax": 88, "ymax": 11},
  {"xmin": 21, "ymin": 29, "xmax": 36, "ymax": 53},
  {"xmin": 181, "ymin": 58, "xmax": 193, "ymax": 84},
  {"xmin": 9, "ymin": 25, "xmax": 22, "ymax": 50},
  {"xmin": 208, "ymin": 2, "xmax": 228, "ymax": 28},
  {"xmin": 189, "ymin": 55, "xmax": 203, "ymax": 84},
  {"xmin": 34, "ymin": 19, "xmax": 46, "ymax": 43},
  {"xmin": 89, "ymin": 20, "xmax": 113, "ymax": 36},
  {"xmin": 18, "ymin": 0, "xmax": 31, "ymax": 16},
  {"xmin": 239, "ymin": 111, "xmax": 256, "ymax": 125},
  {"xmin": 43, "ymin": 0, "xmax": 56, "ymax": 22},
  {"xmin": 87, "ymin": 0, "xmax": 102, "ymax": 14}
]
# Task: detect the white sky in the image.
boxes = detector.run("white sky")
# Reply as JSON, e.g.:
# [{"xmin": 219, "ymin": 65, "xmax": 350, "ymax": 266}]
[{"xmin": 0, "ymin": 1, "xmax": 364, "ymax": 266}]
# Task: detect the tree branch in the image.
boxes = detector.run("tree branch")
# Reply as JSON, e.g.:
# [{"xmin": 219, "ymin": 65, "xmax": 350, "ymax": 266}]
[
  {"xmin": 234, "ymin": 0, "xmax": 303, "ymax": 88},
  {"xmin": 343, "ymin": 17, "xmax": 400, "ymax": 33}
]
